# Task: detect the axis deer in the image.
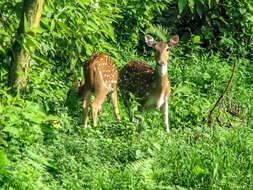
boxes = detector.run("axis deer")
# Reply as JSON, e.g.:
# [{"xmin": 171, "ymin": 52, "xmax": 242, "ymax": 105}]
[
  {"xmin": 75, "ymin": 52, "xmax": 121, "ymax": 127},
  {"xmin": 119, "ymin": 35, "xmax": 179, "ymax": 133}
]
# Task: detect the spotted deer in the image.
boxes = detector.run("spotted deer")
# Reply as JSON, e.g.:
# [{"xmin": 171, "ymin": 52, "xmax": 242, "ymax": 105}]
[
  {"xmin": 75, "ymin": 52, "xmax": 121, "ymax": 127},
  {"xmin": 119, "ymin": 35, "xmax": 179, "ymax": 133}
]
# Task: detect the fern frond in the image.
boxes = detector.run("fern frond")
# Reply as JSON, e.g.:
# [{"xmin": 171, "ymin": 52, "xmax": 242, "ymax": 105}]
[
  {"xmin": 125, "ymin": 158, "xmax": 155, "ymax": 186},
  {"xmin": 146, "ymin": 24, "xmax": 171, "ymax": 41}
]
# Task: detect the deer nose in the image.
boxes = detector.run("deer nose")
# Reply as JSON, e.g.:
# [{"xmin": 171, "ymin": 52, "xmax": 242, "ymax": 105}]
[{"xmin": 157, "ymin": 60, "xmax": 165, "ymax": 66}]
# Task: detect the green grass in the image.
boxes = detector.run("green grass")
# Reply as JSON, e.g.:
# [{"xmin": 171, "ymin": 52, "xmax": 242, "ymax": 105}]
[
  {"xmin": 0, "ymin": 53, "xmax": 252, "ymax": 189},
  {"xmin": 1, "ymin": 122, "xmax": 252, "ymax": 189}
]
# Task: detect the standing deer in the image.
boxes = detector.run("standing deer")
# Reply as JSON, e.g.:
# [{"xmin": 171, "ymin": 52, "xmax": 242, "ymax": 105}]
[
  {"xmin": 119, "ymin": 35, "xmax": 179, "ymax": 133},
  {"xmin": 75, "ymin": 52, "xmax": 121, "ymax": 127}
]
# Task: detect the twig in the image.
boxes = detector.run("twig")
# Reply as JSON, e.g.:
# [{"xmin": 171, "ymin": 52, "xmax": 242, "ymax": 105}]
[
  {"xmin": 227, "ymin": 102, "xmax": 242, "ymax": 118},
  {"xmin": 216, "ymin": 112, "xmax": 223, "ymax": 127},
  {"xmin": 221, "ymin": 102, "xmax": 234, "ymax": 129},
  {"xmin": 208, "ymin": 58, "xmax": 237, "ymax": 127}
]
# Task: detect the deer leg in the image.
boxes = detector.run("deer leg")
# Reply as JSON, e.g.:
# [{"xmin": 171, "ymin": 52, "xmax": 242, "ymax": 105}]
[
  {"xmin": 161, "ymin": 97, "xmax": 170, "ymax": 133},
  {"xmin": 92, "ymin": 87, "xmax": 108, "ymax": 127},
  {"xmin": 111, "ymin": 85, "xmax": 121, "ymax": 122},
  {"xmin": 82, "ymin": 90, "xmax": 91, "ymax": 127}
]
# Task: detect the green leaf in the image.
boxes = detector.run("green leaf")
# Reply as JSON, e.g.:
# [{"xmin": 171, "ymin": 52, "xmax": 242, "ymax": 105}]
[
  {"xmin": 24, "ymin": 112, "xmax": 45, "ymax": 124},
  {"xmin": 58, "ymin": 22, "xmax": 70, "ymax": 34},
  {"xmin": 193, "ymin": 35, "xmax": 202, "ymax": 44},
  {"xmin": 0, "ymin": 29, "xmax": 8, "ymax": 36},
  {"xmin": 2, "ymin": 126, "xmax": 20, "ymax": 136},
  {"xmin": 47, "ymin": 115, "xmax": 60, "ymax": 121},
  {"xmin": 178, "ymin": 0, "xmax": 187, "ymax": 13},
  {"xmin": 213, "ymin": 163, "xmax": 219, "ymax": 178},
  {"xmin": 79, "ymin": 0, "xmax": 90, "ymax": 5},
  {"xmin": 203, "ymin": 72, "xmax": 211, "ymax": 80},
  {"xmin": 0, "ymin": 138, "xmax": 8, "ymax": 147},
  {"xmin": 30, "ymin": 26, "xmax": 47, "ymax": 33},
  {"xmin": 25, "ymin": 34, "xmax": 42, "ymax": 51},
  {"xmin": 101, "ymin": 41, "xmax": 117, "ymax": 51},
  {"xmin": 31, "ymin": 55, "xmax": 48, "ymax": 64},
  {"xmin": 196, "ymin": 0, "xmax": 204, "ymax": 18},
  {"xmin": 188, "ymin": 0, "xmax": 195, "ymax": 13},
  {"xmin": 0, "ymin": 45, "xmax": 6, "ymax": 54},
  {"xmin": 101, "ymin": 23, "xmax": 116, "ymax": 42},
  {"xmin": 47, "ymin": 0, "xmax": 54, "ymax": 9},
  {"xmin": 21, "ymin": 39, "xmax": 32, "ymax": 54},
  {"xmin": 0, "ymin": 150, "xmax": 7, "ymax": 170},
  {"xmin": 173, "ymin": 83, "xmax": 192, "ymax": 95},
  {"xmin": 23, "ymin": 13, "xmax": 28, "ymax": 32},
  {"xmin": 86, "ymin": 20, "xmax": 99, "ymax": 31},
  {"xmin": 218, "ymin": 16, "xmax": 229, "ymax": 26},
  {"xmin": 27, "ymin": 151, "xmax": 49, "ymax": 166},
  {"xmin": 40, "ymin": 16, "xmax": 50, "ymax": 30},
  {"xmin": 208, "ymin": 0, "xmax": 213, "ymax": 8},
  {"xmin": 192, "ymin": 165, "xmax": 206, "ymax": 176},
  {"xmin": 50, "ymin": 20, "xmax": 55, "ymax": 32}
]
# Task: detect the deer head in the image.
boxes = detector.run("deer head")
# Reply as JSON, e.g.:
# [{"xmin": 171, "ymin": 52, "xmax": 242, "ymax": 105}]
[{"xmin": 145, "ymin": 35, "xmax": 179, "ymax": 75}]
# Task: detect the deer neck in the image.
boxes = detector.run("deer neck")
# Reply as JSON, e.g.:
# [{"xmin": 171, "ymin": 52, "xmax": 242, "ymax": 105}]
[
  {"xmin": 143, "ymin": 63, "xmax": 169, "ymax": 109},
  {"xmin": 153, "ymin": 63, "xmax": 168, "ymax": 86}
]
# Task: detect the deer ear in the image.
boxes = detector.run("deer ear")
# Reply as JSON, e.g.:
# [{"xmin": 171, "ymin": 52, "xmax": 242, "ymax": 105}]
[
  {"xmin": 145, "ymin": 35, "xmax": 156, "ymax": 47},
  {"xmin": 169, "ymin": 35, "xmax": 179, "ymax": 47}
]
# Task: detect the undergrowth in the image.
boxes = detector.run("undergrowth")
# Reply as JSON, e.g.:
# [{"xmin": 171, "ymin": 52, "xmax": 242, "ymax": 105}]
[
  {"xmin": 1, "ymin": 0, "xmax": 252, "ymax": 188},
  {"xmin": 0, "ymin": 52, "xmax": 252, "ymax": 189}
]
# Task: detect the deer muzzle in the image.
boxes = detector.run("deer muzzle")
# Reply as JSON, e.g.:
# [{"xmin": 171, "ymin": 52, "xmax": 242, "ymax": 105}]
[{"xmin": 157, "ymin": 60, "xmax": 166, "ymax": 66}]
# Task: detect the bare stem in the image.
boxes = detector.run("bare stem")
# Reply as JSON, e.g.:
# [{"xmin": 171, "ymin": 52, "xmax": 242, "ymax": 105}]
[{"xmin": 208, "ymin": 58, "xmax": 237, "ymax": 127}]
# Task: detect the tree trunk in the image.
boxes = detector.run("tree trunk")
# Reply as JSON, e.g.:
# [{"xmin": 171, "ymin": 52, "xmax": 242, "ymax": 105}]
[{"xmin": 9, "ymin": 0, "xmax": 44, "ymax": 91}]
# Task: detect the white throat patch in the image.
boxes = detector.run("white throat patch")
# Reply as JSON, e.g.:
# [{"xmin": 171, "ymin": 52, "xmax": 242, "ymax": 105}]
[{"xmin": 158, "ymin": 65, "xmax": 167, "ymax": 76}]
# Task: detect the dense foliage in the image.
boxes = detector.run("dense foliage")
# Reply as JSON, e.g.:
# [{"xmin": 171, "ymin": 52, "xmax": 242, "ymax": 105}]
[{"xmin": 0, "ymin": 0, "xmax": 252, "ymax": 189}]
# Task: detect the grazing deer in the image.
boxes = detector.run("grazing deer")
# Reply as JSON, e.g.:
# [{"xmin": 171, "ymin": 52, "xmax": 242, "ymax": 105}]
[
  {"xmin": 75, "ymin": 52, "xmax": 121, "ymax": 127},
  {"xmin": 119, "ymin": 35, "xmax": 179, "ymax": 133}
]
